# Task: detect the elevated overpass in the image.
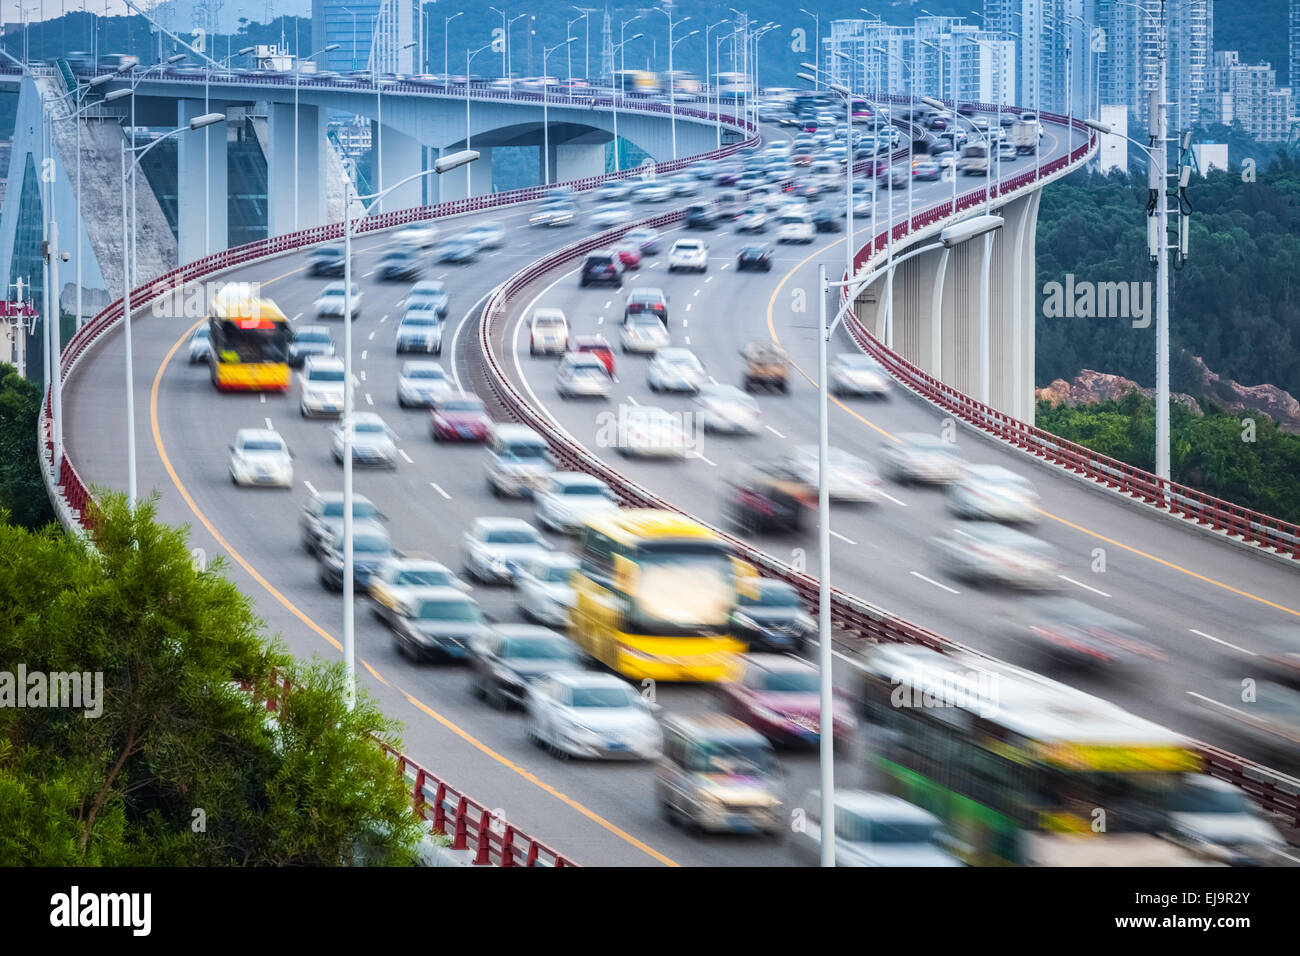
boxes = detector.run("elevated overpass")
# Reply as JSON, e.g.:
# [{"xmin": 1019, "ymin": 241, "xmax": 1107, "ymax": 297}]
[{"xmin": 40, "ymin": 89, "xmax": 1300, "ymax": 864}]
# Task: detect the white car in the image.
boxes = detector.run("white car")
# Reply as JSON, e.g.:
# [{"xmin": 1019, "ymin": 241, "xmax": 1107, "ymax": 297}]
[
  {"xmin": 534, "ymin": 472, "xmax": 619, "ymax": 534},
  {"xmin": 667, "ymin": 238, "xmax": 708, "ymax": 273},
  {"xmin": 393, "ymin": 223, "xmax": 439, "ymax": 250},
  {"xmin": 461, "ymin": 516, "xmax": 550, "ymax": 585},
  {"xmin": 314, "ymin": 281, "xmax": 362, "ymax": 320},
  {"xmin": 590, "ymin": 203, "xmax": 634, "ymax": 228},
  {"xmin": 330, "ymin": 412, "xmax": 398, "ymax": 468},
  {"xmin": 791, "ymin": 791, "xmax": 964, "ymax": 867},
  {"xmin": 528, "ymin": 307, "xmax": 570, "ymax": 356},
  {"xmin": 299, "ymin": 355, "xmax": 346, "ymax": 418},
  {"xmin": 647, "ymin": 348, "xmax": 706, "ymax": 393},
  {"xmin": 396, "ymin": 360, "xmax": 452, "ymax": 408},
  {"xmin": 594, "ymin": 180, "xmax": 635, "ymax": 202},
  {"xmin": 485, "ymin": 423, "xmax": 555, "ymax": 498},
  {"xmin": 1167, "ymin": 774, "xmax": 1291, "ymax": 866},
  {"xmin": 775, "ymin": 211, "xmax": 815, "ymax": 244},
  {"xmin": 930, "ymin": 524, "xmax": 1061, "ymax": 589},
  {"xmin": 619, "ymin": 314, "xmax": 670, "ymax": 354},
  {"xmin": 695, "ymin": 384, "xmax": 760, "ymax": 434},
  {"xmin": 667, "ymin": 174, "xmax": 699, "ymax": 196},
  {"xmin": 368, "ymin": 555, "xmax": 470, "ymax": 625},
  {"xmin": 631, "ymin": 181, "xmax": 672, "ymax": 202},
  {"xmin": 187, "ymin": 324, "xmax": 211, "ymax": 363},
  {"xmin": 786, "ymin": 446, "xmax": 883, "ymax": 503},
  {"xmin": 525, "ymin": 671, "xmax": 662, "ymax": 760},
  {"xmin": 529, "ymin": 201, "xmax": 576, "ymax": 227},
  {"xmin": 394, "ymin": 308, "xmax": 443, "ymax": 355},
  {"xmin": 883, "ymin": 433, "xmax": 967, "ymax": 485},
  {"xmin": 947, "ymin": 465, "xmax": 1041, "ymax": 523},
  {"xmin": 615, "ymin": 406, "xmax": 692, "ymax": 459},
  {"xmin": 462, "ymin": 221, "xmax": 505, "ymax": 249},
  {"xmin": 556, "ymin": 353, "xmax": 612, "ymax": 399},
  {"xmin": 829, "ymin": 353, "xmax": 892, "ymax": 397},
  {"xmin": 516, "ymin": 553, "xmax": 581, "ymax": 626},
  {"xmin": 228, "ymin": 428, "xmax": 293, "ymax": 488}
]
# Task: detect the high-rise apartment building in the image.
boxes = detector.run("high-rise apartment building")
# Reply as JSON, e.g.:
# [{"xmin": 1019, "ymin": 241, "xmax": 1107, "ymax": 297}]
[
  {"xmin": 312, "ymin": 0, "xmax": 420, "ymax": 75},
  {"xmin": 1204, "ymin": 51, "xmax": 1293, "ymax": 142}
]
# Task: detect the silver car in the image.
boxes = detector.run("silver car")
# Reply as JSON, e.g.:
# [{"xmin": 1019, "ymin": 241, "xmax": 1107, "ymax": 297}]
[
  {"xmin": 396, "ymin": 361, "xmax": 452, "ymax": 408},
  {"xmin": 515, "ymin": 553, "xmax": 581, "ymax": 626},
  {"xmin": 883, "ymin": 433, "xmax": 966, "ymax": 485},
  {"xmin": 314, "ymin": 281, "xmax": 362, "ymax": 320},
  {"xmin": 330, "ymin": 412, "xmax": 398, "ymax": 468},
  {"xmin": 461, "ymin": 516, "xmax": 550, "ymax": 585},
  {"xmin": 188, "ymin": 324, "xmax": 212, "ymax": 364},
  {"xmin": 647, "ymin": 348, "xmax": 706, "ymax": 394},
  {"xmin": 790, "ymin": 790, "xmax": 964, "ymax": 867},
  {"xmin": 534, "ymin": 472, "xmax": 619, "ymax": 534},
  {"xmin": 930, "ymin": 524, "xmax": 1061, "ymax": 589},
  {"xmin": 526, "ymin": 672, "xmax": 662, "ymax": 761},
  {"xmin": 556, "ymin": 353, "xmax": 612, "ymax": 399},
  {"xmin": 947, "ymin": 465, "xmax": 1041, "ymax": 523}
]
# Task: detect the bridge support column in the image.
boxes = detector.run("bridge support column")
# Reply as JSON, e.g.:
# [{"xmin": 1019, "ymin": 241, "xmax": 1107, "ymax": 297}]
[
  {"xmin": 177, "ymin": 99, "xmax": 228, "ymax": 263},
  {"xmin": 440, "ymin": 146, "xmax": 493, "ymax": 201},
  {"xmin": 266, "ymin": 102, "xmax": 325, "ymax": 236},
  {"xmin": 372, "ymin": 122, "xmax": 423, "ymax": 213}
]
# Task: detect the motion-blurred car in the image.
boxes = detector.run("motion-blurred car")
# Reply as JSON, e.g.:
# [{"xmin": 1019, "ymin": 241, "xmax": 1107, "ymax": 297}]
[
  {"xmin": 462, "ymin": 221, "xmax": 505, "ymax": 249},
  {"xmin": 785, "ymin": 445, "xmax": 883, "ymax": 503},
  {"xmin": 668, "ymin": 173, "xmax": 699, "ymax": 196},
  {"xmin": 485, "ymin": 423, "xmax": 555, "ymax": 497},
  {"xmin": 528, "ymin": 307, "xmax": 570, "ymax": 355},
  {"xmin": 667, "ymin": 238, "xmax": 709, "ymax": 273},
  {"xmin": 314, "ymin": 281, "xmax": 362, "ymax": 320},
  {"xmin": 729, "ymin": 579, "xmax": 816, "ymax": 653},
  {"xmin": 287, "ymin": 324, "xmax": 335, "ymax": 367},
  {"xmin": 655, "ymin": 713, "xmax": 783, "ymax": 834},
  {"xmin": 578, "ymin": 251, "xmax": 624, "ymax": 288},
  {"xmin": 188, "ymin": 323, "xmax": 212, "ymax": 363},
  {"xmin": 615, "ymin": 406, "xmax": 692, "ymax": 459},
  {"xmin": 684, "ymin": 202, "xmax": 724, "ymax": 229},
  {"xmin": 912, "ymin": 158, "xmax": 942, "ymax": 180},
  {"xmin": 930, "ymin": 523, "xmax": 1061, "ymax": 589},
  {"xmin": 790, "ymin": 791, "xmax": 965, "ymax": 867},
  {"xmin": 647, "ymin": 348, "xmax": 706, "ymax": 393},
  {"xmin": 534, "ymin": 472, "xmax": 618, "ymax": 534},
  {"xmin": 433, "ymin": 237, "xmax": 479, "ymax": 263},
  {"xmin": 1015, "ymin": 596, "xmax": 1168, "ymax": 667},
  {"xmin": 719, "ymin": 654, "xmax": 855, "ymax": 745},
  {"xmin": 594, "ymin": 179, "xmax": 635, "ymax": 202},
  {"xmin": 515, "ymin": 553, "xmax": 581, "ymax": 627},
  {"xmin": 396, "ymin": 360, "xmax": 452, "ymax": 407},
  {"xmin": 723, "ymin": 460, "xmax": 817, "ymax": 534},
  {"xmin": 430, "ymin": 390, "xmax": 490, "ymax": 442},
  {"xmin": 1166, "ymin": 774, "xmax": 1291, "ymax": 866},
  {"xmin": 947, "ymin": 465, "xmax": 1042, "ymax": 523},
  {"xmin": 619, "ymin": 313, "xmax": 670, "ymax": 354},
  {"xmin": 613, "ymin": 243, "xmax": 642, "ymax": 271},
  {"xmin": 392, "ymin": 223, "xmax": 439, "ymax": 250},
  {"xmin": 736, "ymin": 243, "xmax": 773, "ymax": 271},
  {"xmin": 529, "ymin": 200, "xmax": 577, "ymax": 227},
  {"xmin": 298, "ymin": 355, "xmax": 346, "ymax": 418},
  {"xmin": 624, "ymin": 227, "xmax": 661, "ymax": 255},
  {"xmin": 1252, "ymin": 625, "xmax": 1300, "ymax": 688},
  {"xmin": 299, "ymin": 490, "xmax": 383, "ymax": 554},
  {"xmin": 394, "ymin": 307, "xmax": 443, "ymax": 355},
  {"xmin": 829, "ymin": 353, "xmax": 892, "ymax": 398},
  {"xmin": 330, "ymin": 412, "xmax": 398, "ymax": 468},
  {"xmin": 390, "ymin": 586, "xmax": 490, "ymax": 663},
  {"xmin": 461, "ymin": 516, "xmax": 549, "ymax": 585},
  {"xmin": 527, "ymin": 671, "xmax": 662, "ymax": 760},
  {"xmin": 307, "ymin": 244, "xmax": 346, "ymax": 277},
  {"xmin": 406, "ymin": 279, "xmax": 450, "ymax": 318},
  {"xmin": 556, "ymin": 352, "xmax": 613, "ymax": 399},
  {"xmin": 741, "ymin": 340, "xmax": 789, "ymax": 393},
  {"xmin": 369, "ymin": 556, "xmax": 468, "ymax": 624},
  {"xmin": 997, "ymin": 141, "xmax": 1017, "ymax": 162},
  {"xmin": 468, "ymin": 625, "xmax": 586, "ymax": 709},
  {"xmin": 377, "ymin": 246, "xmax": 423, "ymax": 281},
  {"xmin": 631, "ymin": 181, "xmax": 672, "ymax": 202},
  {"xmin": 570, "ymin": 335, "xmax": 616, "ymax": 376},
  {"xmin": 695, "ymin": 383, "xmax": 761, "ymax": 435},
  {"xmin": 883, "ymin": 433, "xmax": 966, "ymax": 484},
  {"xmin": 228, "ymin": 428, "xmax": 293, "ymax": 488},
  {"xmin": 812, "ymin": 208, "xmax": 841, "ymax": 232},
  {"xmin": 317, "ymin": 522, "xmax": 393, "ymax": 591},
  {"xmin": 623, "ymin": 287, "xmax": 669, "ymax": 324},
  {"xmin": 591, "ymin": 202, "xmax": 634, "ymax": 228}
]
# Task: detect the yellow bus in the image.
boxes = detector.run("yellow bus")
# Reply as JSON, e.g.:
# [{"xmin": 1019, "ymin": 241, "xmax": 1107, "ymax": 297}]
[
  {"xmin": 570, "ymin": 509, "xmax": 757, "ymax": 682},
  {"xmin": 208, "ymin": 283, "xmax": 292, "ymax": 392}
]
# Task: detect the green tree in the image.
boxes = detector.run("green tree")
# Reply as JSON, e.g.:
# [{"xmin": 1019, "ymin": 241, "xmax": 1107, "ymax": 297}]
[
  {"xmin": 0, "ymin": 362, "xmax": 55, "ymax": 530},
  {"xmin": 0, "ymin": 493, "xmax": 423, "ymax": 866}
]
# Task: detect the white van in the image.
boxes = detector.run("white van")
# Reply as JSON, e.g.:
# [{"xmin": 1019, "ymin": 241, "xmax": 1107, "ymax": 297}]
[{"xmin": 486, "ymin": 424, "xmax": 555, "ymax": 498}]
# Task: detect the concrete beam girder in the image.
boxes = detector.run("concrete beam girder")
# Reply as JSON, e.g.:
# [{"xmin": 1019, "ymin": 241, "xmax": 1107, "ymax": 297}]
[{"xmin": 266, "ymin": 102, "xmax": 326, "ymax": 235}]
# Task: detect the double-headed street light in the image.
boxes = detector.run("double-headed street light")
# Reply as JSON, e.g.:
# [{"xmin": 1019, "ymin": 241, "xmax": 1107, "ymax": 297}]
[
  {"xmin": 610, "ymin": 33, "xmax": 644, "ymax": 171},
  {"xmin": 338, "ymin": 149, "xmax": 479, "ymax": 708},
  {"xmin": 647, "ymin": 7, "xmax": 692, "ymax": 160},
  {"xmin": 120, "ymin": 112, "xmax": 227, "ymax": 505},
  {"xmin": 542, "ymin": 37, "xmax": 578, "ymax": 185},
  {"xmin": 705, "ymin": 19, "xmax": 730, "ymax": 149},
  {"xmin": 444, "ymin": 11, "xmax": 464, "ymax": 82},
  {"xmin": 465, "ymin": 42, "xmax": 493, "ymax": 196},
  {"xmin": 296, "ymin": 43, "xmax": 341, "ymax": 229}
]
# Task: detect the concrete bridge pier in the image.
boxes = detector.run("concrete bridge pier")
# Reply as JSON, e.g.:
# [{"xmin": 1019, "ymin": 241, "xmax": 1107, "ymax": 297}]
[
  {"xmin": 440, "ymin": 146, "xmax": 494, "ymax": 201},
  {"xmin": 266, "ymin": 102, "xmax": 327, "ymax": 236},
  {"xmin": 177, "ymin": 99, "xmax": 228, "ymax": 264},
  {"xmin": 545, "ymin": 141, "xmax": 607, "ymax": 183},
  {"xmin": 372, "ymin": 122, "xmax": 425, "ymax": 212}
]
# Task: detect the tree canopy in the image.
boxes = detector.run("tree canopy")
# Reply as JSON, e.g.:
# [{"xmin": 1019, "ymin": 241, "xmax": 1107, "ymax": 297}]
[{"xmin": 0, "ymin": 362, "xmax": 54, "ymax": 531}]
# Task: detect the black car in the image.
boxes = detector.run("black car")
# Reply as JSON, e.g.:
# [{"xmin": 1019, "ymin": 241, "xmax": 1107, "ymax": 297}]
[
  {"xmin": 730, "ymin": 579, "xmax": 815, "ymax": 653},
  {"xmin": 722, "ymin": 461, "xmax": 816, "ymax": 535},
  {"xmin": 287, "ymin": 325, "xmax": 335, "ymax": 368},
  {"xmin": 684, "ymin": 202, "xmax": 722, "ymax": 229},
  {"xmin": 308, "ymin": 245, "xmax": 346, "ymax": 277},
  {"xmin": 812, "ymin": 209, "xmax": 840, "ymax": 232},
  {"xmin": 579, "ymin": 252, "xmax": 624, "ymax": 288},
  {"xmin": 467, "ymin": 625, "xmax": 586, "ymax": 709},
  {"xmin": 391, "ymin": 587, "xmax": 492, "ymax": 663},
  {"xmin": 736, "ymin": 244, "xmax": 773, "ymax": 272},
  {"xmin": 378, "ymin": 247, "xmax": 423, "ymax": 281}
]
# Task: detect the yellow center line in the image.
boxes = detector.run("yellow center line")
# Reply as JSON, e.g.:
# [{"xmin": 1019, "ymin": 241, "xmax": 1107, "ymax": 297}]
[
  {"xmin": 146, "ymin": 257, "xmax": 679, "ymax": 867},
  {"xmin": 762, "ymin": 149, "xmax": 1300, "ymax": 621}
]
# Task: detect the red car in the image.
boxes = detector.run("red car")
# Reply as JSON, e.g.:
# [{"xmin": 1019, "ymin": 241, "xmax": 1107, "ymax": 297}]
[
  {"xmin": 570, "ymin": 335, "xmax": 615, "ymax": 377},
  {"xmin": 430, "ymin": 391, "xmax": 491, "ymax": 442},
  {"xmin": 717, "ymin": 654, "xmax": 855, "ymax": 747},
  {"xmin": 614, "ymin": 244, "xmax": 642, "ymax": 270}
]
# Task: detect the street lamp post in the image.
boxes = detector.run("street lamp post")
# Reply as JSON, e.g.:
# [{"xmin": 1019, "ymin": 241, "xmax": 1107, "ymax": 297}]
[
  {"xmin": 542, "ymin": 38, "xmax": 577, "ymax": 185},
  {"xmin": 705, "ymin": 19, "xmax": 729, "ymax": 150},
  {"xmin": 338, "ymin": 149, "xmax": 479, "ymax": 708},
  {"xmin": 342, "ymin": 6, "xmax": 358, "ymax": 70},
  {"xmin": 611, "ymin": 33, "xmax": 644, "ymax": 171},
  {"xmin": 799, "ymin": 8, "xmax": 820, "ymax": 88},
  {"xmin": 566, "ymin": 14, "xmax": 586, "ymax": 84},
  {"xmin": 648, "ymin": 8, "xmax": 692, "ymax": 161},
  {"xmin": 296, "ymin": 43, "xmax": 340, "ymax": 230},
  {"xmin": 620, "ymin": 14, "xmax": 640, "ymax": 84},
  {"xmin": 466, "ymin": 42, "xmax": 493, "ymax": 196},
  {"xmin": 203, "ymin": 47, "xmax": 254, "ymax": 258},
  {"xmin": 125, "ymin": 55, "xmax": 184, "ymax": 291},
  {"xmin": 120, "ymin": 112, "xmax": 226, "ymax": 505},
  {"xmin": 572, "ymin": 6, "xmax": 597, "ymax": 81},
  {"xmin": 489, "ymin": 6, "xmax": 508, "ymax": 77},
  {"xmin": 506, "ymin": 12, "xmax": 527, "ymax": 81},
  {"xmin": 444, "ymin": 11, "xmax": 464, "ymax": 82}
]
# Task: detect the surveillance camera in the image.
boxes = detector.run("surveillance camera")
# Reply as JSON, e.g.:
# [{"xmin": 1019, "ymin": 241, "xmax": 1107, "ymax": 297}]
[{"xmin": 61, "ymin": 252, "xmax": 70, "ymax": 262}]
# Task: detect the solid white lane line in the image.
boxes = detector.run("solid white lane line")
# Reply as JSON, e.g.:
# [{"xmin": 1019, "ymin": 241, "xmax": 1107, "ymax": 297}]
[
  {"xmin": 1189, "ymin": 629, "xmax": 1257, "ymax": 655},
  {"xmin": 291, "ymin": 312, "xmax": 303, "ymax": 322},
  {"xmin": 1058, "ymin": 575, "xmax": 1111, "ymax": 597},
  {"xmin": 875, "ymin": 488, "xmax": 908, "ymax": 507},
  {"xmin": 765, "ymin": 424, "xmax": 784, "ymax": 438},
  {"xmin": 362, "ymin": 269, "xmax": 375, "ymax": 277},
  {"xmin": 830, "ymin": 529, "xmax": 856, "ymax": 545},
  {"xmin": 689, "ymin": 451, "xmax": 717, "ymax": 467},
  {"xmin": 909, "ymin": 571, "xmax": 959, "ymax": 595},
  {"xmin": 398, "ymin": 448, "xmax": 414, "ymax": 464},
  {"xmin": 429, "ymin": 481, "xmax": 451, "ymax": 500},
  {"xmin": 303, "ymin": 480, "xmax": 317, "ymax": 496}
]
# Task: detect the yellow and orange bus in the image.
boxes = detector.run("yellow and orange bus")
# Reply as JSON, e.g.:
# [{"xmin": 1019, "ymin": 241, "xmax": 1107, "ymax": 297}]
[{"xmin": 208, "ymin": 283, "xmax": 292, "ymax": 392}]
